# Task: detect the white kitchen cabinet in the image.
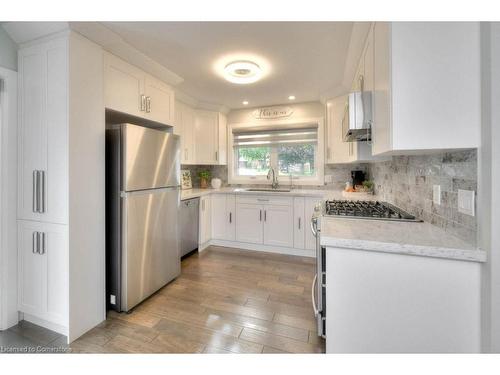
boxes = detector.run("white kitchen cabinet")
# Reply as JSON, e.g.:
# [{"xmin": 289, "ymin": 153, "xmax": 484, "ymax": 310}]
[
  {"xmin": 326, "ymin": 25, "xmax": 383, "ymax": 164},
  {"xmin": 305, "ymin": 197, "xmax": 321, "ymax": 250},
  {"xmin": 176, "ymin": 101, "xmax": 196, "ymax": 164},
  {"xmin": 104, "ymin": 52, "xmax": 144, "ymax": 117},
  {"xmin": 293, "ymin": 197, "xmax": 305, "ymax": 249},
  {"xmin": 18, "ymin": 220, "xmax": 68, "ymax": 327},
  {"xmin": 235, "ymin": 203, "xmax": 264, "ymax": 244},
  {"xmin": 372, "ymin": 22, "xmax": 480, "ymax": 155},
  {"xmin": 199, "ymin": 195, "xmax": 212, "ymax": 246},
  {"xmin": 144, "ymin": 74, "xmax": 175, "ymax": 125},
  {"xmin": 263, "ymin": 204, "xmax": 294, "ymax": 248},
  {"xmin": 17, "ymin": 31, "xmax": 106, "ymax": 341},
  {"xmin": 212, "ymin": 194, "xmax": 235, "ymax": 241},
  {"xmin": 104, "ymin": 52, "xmax": 175, "ymax": 126},
  {"xmin": 194, "ymin": 110, "xmax": 219, "ymax": 165},
  {"xmin": 18, "ymin": 37, "xmax": 69, "ymax": 224},
  {"xmin": 217, "ymin": 113, "xmax": 228, "ymax": 165}
]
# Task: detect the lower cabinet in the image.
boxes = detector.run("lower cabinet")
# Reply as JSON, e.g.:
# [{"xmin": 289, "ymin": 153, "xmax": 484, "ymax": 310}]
[
  {"xmin": 18, "ymin": 220, "xmax": 68, "ymax": 327},
  {"xmin": 199, "ymin": 195, "xmax": 212, "ymax": 246},
  {"xmin": 211, "ymin": 194, "xmax": 235, "ymax": 241},
  {"xmin": 235, "ymin": 203, "xmax": 264, "ymax": 244},
  {"xmin": 263, "ymin": 204, "xmax": 294, "ymax": 247}
]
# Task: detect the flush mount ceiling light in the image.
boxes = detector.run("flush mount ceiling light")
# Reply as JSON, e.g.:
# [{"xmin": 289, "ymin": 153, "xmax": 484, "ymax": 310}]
[
  {"xmin": 242, "ymin": 100, "xmax": 249, "ymax": 105},
  {"xmin": 288, "ymin": 95, "xmax": 296, "ymax": 100},
  {"xmin": 214, "ymin": 53, "xmax": 270, "ymax": 85}
]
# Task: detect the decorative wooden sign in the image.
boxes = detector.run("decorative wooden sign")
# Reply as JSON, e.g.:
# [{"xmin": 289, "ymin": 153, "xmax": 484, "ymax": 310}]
[{"xmin": 252, "ymin": 106, "xmax": 294, "ymax": 119}]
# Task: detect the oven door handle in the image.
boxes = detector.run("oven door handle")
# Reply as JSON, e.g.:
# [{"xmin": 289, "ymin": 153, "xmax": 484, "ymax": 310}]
[
  {"xmin": 311, "ymin": 274, "xmax": 319, "ymax": 316},
  {"xmin": 310, "ymin": 217, "xmax": 317, "ymax": 237}
]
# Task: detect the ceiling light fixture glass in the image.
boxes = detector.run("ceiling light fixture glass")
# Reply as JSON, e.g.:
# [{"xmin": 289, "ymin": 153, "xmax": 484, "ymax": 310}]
[
  {"xmin": 223, "ymin": 60, "xmax": 263, "ymax": 84},
  {"xmin": 288, "ymin": 95, "xmax": 296, "ymax": 100},
  {"xmin": 242, "ymin": 100, "xmax": 249, "ymax": 105}
]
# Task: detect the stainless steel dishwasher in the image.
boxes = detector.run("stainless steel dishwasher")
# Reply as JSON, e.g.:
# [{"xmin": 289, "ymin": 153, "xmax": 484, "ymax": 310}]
[{"xmin": 180, "ymin": 197, "xmax": 199, "ymax": 257}]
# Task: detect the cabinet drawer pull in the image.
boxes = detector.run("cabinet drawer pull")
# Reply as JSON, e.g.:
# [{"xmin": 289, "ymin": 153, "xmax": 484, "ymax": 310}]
[
  {"xmin": 257, "ymin": 198, "xmax": 269, "ymax": 202},
  {"xmin": 264, "ymin": 210, "xmax": 267, "ymax": 222},
  {"xmin": 298, "ymin": 217, "xmax": 301, "ymax": 230},
  {"xmin": 229, "ymin": 212, "xmax": 232, "ymax": 223},
  {"xmin": 41, "ymin": 232, "xmax": 46, "ymax": 255},
  {"xmin": 259, "ymin": 209, "xmax": 262, "ymax": 221},
  {"xmin": 40, "ymin": 170, "xmax": 45, "ymax": 213}
]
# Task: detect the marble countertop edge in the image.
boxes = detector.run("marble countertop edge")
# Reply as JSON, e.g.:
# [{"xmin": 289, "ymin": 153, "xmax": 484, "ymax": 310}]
[{"xmin": 320, "ymin": 236, "xmax": 486, "ymax": 263}]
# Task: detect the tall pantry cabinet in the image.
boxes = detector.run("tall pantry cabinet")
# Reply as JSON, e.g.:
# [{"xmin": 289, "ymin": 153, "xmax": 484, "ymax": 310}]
[{"xmin": 17, "ymin": 31, "xmax": 105, "ymax": 342}]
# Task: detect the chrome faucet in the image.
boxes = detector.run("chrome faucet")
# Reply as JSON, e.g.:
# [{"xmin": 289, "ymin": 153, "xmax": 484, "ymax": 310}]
[{"xmin": 267, "ymin": 168, "xmax": 279, "ymax": 189}]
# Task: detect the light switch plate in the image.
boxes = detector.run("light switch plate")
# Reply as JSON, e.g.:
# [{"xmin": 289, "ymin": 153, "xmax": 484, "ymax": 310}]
[
  {"xmin": 110, "ymin": 294, "xmax": 116, "ymax": 305},
  {"xmin": 433, "ymin": 185, "xmax": 441, "ymax": 205},
  {"xmin": 458, "ymin": 189, "xmax": 475, "ymax": 216}
]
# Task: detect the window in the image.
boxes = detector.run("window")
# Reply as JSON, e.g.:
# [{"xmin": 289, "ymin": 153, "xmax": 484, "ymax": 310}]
[{"xmin": 231, "ymin": 123, "xmax": 322, "ymax": 185}]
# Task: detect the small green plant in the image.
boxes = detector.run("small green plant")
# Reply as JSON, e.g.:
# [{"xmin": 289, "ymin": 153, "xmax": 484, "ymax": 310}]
[
  {"xmin": 198, "ymin": 170, "xmax": 211, "ymax": 180},
  {"xmin": 362, "ymin": 180, "xmax": 374, "ymax": 190}
]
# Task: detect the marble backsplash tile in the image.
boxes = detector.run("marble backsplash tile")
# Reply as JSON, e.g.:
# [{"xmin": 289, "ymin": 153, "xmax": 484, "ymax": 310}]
[{"xmin": 367, "ymin": 149, "xmax": 477, "ymax": 245}]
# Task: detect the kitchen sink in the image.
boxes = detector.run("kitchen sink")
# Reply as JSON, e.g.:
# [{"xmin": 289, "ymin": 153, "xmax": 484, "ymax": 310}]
[{"xmin": 246, "ymin": 188, "xmax": 291, "ymax": 192}]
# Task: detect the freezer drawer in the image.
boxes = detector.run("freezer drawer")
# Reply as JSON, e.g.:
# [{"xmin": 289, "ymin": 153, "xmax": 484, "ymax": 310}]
[
  {"xmin": 121, "ymin": 187, "xmax": 180, "ymax": 311},
  {"xmin": 180, "ymin": 198, "xmax": 199, "ymax": 257}
]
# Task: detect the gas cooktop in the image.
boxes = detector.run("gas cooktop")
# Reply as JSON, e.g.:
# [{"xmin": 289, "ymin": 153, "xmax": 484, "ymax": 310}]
[{"xmin": 324, "ymin": 200, "xmax": 421, "ymax": 222}]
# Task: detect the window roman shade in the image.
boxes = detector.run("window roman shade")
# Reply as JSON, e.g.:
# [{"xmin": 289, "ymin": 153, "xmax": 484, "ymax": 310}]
[{"xmin": 233, "ymin": 126, "xmax": 318, "ymax": 147}]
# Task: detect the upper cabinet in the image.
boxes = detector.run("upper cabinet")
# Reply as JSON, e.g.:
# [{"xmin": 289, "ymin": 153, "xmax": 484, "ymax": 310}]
[
  {"xmin": 326, "ymin": 25, "xmax": 385, "ymax": 164},
  {"xmin": 104, "ymin": 52, "xmax": 175, "ymax": 126},
  {"xmin": 372, "ymin": 22, "xmax": 481, "ymax": 155},
  {"xmin": 175, "ymin": 100, "xmax": 227, "ymax": 166}
]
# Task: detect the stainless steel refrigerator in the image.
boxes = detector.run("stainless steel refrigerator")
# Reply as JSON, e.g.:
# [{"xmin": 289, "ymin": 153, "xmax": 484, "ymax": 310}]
[{"xmin": 106, "ymin": 123, "xmax": 181, "ymax": 312}]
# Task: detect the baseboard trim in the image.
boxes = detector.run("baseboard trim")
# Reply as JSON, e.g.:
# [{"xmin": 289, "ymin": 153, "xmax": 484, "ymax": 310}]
[
  {"xmin": 23, "ymin": 313, "xmax": 68, "ymax": 337},
  {"xmin": 208, "ymin": 239, "xmax": 315, "ymax": 258}
]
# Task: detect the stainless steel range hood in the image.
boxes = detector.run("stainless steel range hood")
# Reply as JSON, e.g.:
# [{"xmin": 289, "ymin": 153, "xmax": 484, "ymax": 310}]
[{"xmin": 343, "ymin": 91, "xmax": 372, "ymax": 142}]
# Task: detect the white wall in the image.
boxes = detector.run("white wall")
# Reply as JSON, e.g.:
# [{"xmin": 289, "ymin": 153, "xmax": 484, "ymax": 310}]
[
  {"xmin": 0, "ymin": 27, "xmax": 17, "ymax": 71},
  {"xmin": 480, "ymin": 22, "xmax": 500, "ymax": 353},
  {"xmin": 0, "ymin": 66, "xmax": 18, "ymax": 330}
]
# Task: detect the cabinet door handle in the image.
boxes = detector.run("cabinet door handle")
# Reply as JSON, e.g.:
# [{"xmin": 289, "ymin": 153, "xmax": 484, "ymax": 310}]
[
  {"xmin": 215, "ymin": 151, "xmax": 218, "ymax": 161},
  {"xmin": 41, "ymin": 232, "xmax": 46, "ymax": 255},
  {"xmin": 298, "ymin": 217, "xmax": 301, "ymax": 230},
  {"xmin": 327, "ymin": 147, "xmax": 331, "ymax": 159},
  {"xmin": 184, "ymin": 148, "xmax": 188, "ymax": 161},
  {"xmin": 229, "ymin": 212, "xmax": 232, "ymax": 223},
  {"xmin": 40, "ymin": 170, "xmax": 45, "ymax": 213},
  {"xmin": 264, "ymin": 210, "xmax": 267, "ymax": 222},
  {"xmin": 146, "ymin": 96, "xmax": 151, "ymax": 113},
  {"xmin": 32, "ymin": 170, "xmax": 37, "ymax": 212},
  {"xmin": 259, "ymin": 209, "xmax": 262, "ymax": 222},
  {"xmin": 32, "ymin": 231, "xmax": 37, "ymax": 254},
  {"xmin": 36, "ymin": 231, "xmax": 41, "ymax": 254},
  {"xmin": 140, "ymin": 94, "xmax": 146, "ymax": 111}
]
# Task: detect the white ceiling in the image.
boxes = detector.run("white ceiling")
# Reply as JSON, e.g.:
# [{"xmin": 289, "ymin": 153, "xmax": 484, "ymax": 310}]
[{"xmin": 100, "ymin": 22, "xmax": 355, "ymax": 110}]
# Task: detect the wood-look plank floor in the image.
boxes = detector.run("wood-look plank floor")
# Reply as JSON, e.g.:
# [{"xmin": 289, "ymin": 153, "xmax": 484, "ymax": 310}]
[{"xmin": 70, "ymin": 246, "xmax": 325, "ymax": 354}]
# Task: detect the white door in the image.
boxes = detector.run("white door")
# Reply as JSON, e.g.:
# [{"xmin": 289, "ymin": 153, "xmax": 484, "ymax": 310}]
[
  {"xmin": 44, "ymin": 223, "xmax": 68, "ymax": 324},
  {"xmin": 305, "ymin": 197, "xmax": 321, "ymax": 251},
  {"xmin": 144, "ymin": 74, "xmax": 175, "ymax": 125},
  {"xmin": 293, "ymin": 197, "xmax": 305, "ymax": 249},
  {"xmin": 226, "ymin": 195, "xmax": 236, "ymax": 241},
  {"xmin": 180, "ymin": 104, "xmax": 196, "ymax": 164},
  {"xmin": 211, "ymin": 194, "xmax": 227, "ymax": 240},
  {"xmin": 18, "ymin": 38, "xmax": 68, "ymax": 225},
  {"xmin": 18, "ymin": 221, "xmax": 44, "ymax": 316},
  {"xmin": 235, "ymin": 203, "xmax": 263, "ymax": 244},
  {"xmin": 263, "ymin": 204, "xmax": 294, "ymax": 248},
  {"xmin": 104, "ymin": 53, "xmax": 145, "ymax": 117},
  {"xmin": 18, "ymin": 220, "xmax": 68, "ymax": 325},
  {"xmin": 199, "ymin": 196, "xmax": 212, "ymax": 245},
  {"xmin": 194, "ymin": 110, "xmax": 218, "ymax": 164}
]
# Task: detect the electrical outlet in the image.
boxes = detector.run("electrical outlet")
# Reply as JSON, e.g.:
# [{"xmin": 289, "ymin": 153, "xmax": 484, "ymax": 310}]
[
  {"xmin": 324, "ymin": 175, "xmax": 333, "ymax": 184},
  {"xmin": 433, "ymin": 185, "xmax": 441, "ymax": 205},
  {"xmin": 110, "ymin": 294, "xmax": 116, "ymax": 305},
  {"xmin": 458, "ymin": 189, "xmax": 475, "ymax": 216}
]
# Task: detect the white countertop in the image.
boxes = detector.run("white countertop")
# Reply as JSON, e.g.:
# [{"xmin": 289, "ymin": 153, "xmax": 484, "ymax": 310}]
[
  {"xmin": 180, "ymin": 187, "xmax": 376, "ymax": 201},
  {"xmin": 320, "ymin": 217, "xmax": 486, "ymax": 262}
]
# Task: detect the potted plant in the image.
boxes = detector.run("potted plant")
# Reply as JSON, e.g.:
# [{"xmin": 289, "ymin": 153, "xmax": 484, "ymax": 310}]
[{"xmin": 198, "ymin": 170, "xmax": 211, "ymax": 189}]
